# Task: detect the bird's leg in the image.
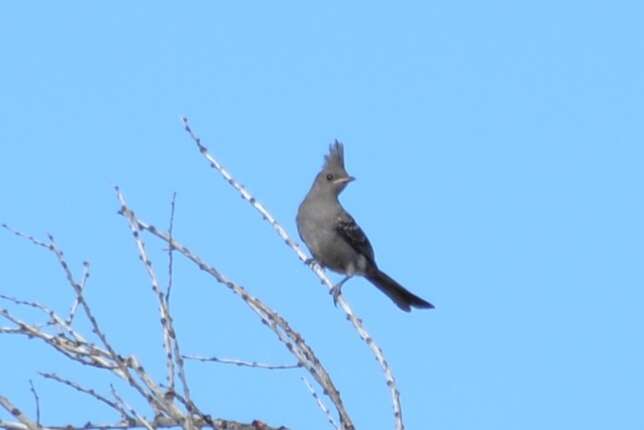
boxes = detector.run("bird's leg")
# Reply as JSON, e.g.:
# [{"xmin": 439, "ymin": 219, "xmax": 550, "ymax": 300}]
[{"xmin": 330, "ymin": 275, "xmax": 352, "ymax": 306}]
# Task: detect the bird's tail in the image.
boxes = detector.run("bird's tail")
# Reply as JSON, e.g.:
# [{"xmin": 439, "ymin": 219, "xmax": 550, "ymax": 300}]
[{"xmin": 366, "ymin": 268, "xmax": 434, "ymax": 312}]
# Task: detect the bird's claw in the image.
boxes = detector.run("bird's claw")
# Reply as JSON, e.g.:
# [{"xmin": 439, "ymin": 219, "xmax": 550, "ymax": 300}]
[{"xmin": 329, "ymin": 284, "xmax": 342, "ymax": 307}]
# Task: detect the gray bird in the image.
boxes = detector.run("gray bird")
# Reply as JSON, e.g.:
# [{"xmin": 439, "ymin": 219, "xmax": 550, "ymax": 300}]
[{"xmin": 296, "ymin": 140, "xmax": 434, "ymax": 311}]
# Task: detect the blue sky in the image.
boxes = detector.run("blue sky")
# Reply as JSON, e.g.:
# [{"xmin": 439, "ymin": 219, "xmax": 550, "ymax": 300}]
[{"xmin": 1, "ymin": 2, "xmax": 643, "ymax": 429}]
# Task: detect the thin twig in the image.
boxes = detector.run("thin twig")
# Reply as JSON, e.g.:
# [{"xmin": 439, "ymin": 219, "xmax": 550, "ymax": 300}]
[
  {"xmin": 110, "ymin": 386, "xmax": 154, "ymax": 430},
  {"xmin": 0, "ymin": 293, "xmax": 85, "ymax": 343},
  {"xmin": 301, "ymin": 377, "xmax": 338, "ymax": 430},
  {"xmin": 166, "ymin": 192, "xmax": 177, "ymax": 305},
  {"xmin": 164, "ymin": 193, "xmax": 178, "ymax": 402},
  {"xmin": 2, "ymin": 224, "xmax": 51, "ymax": 250},
  {"xmin": 183, "ymin": 354, "xmax": 301, "ymax": 370},
  {"xmin": 39, "ymin": 372, "xmax": 133, "ymax": 421},
  {"xmin": 28, "ymin": 381, "xmax": 40, "ymax": 426},
  {"xmin": 0, "ymin": 307, "xmax": 118, "ymax": 371},
  {"xmin": 67, "ymin": 261, "xmax": 90, "ymax": 326},
  {"xmin": 181, "ymin": 117, "xmax": 402, "ymax": 429}
]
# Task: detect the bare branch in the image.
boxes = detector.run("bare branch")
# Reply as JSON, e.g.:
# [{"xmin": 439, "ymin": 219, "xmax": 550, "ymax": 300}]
[
  {"xmin": 27, "ymin": 381, "xmax": 40, "ymax": 427},
  {"xmin": 3, "ymin": 215, "xmax": 297, "ymax": 430},
  {"xmin": 0, "ymin": 417, "xmax": 287, "ymax": 430},
  {"xmin": 39, "ymin": 373, "xmax": 132, "ymax": 421},
  {"xmin": 183, "ymin": 354, "xmax": 301, "ymax": 370},
  {"xmin": 164, "ymin": 192, "xmax": 177, "ymax": 398},
  {"xmin": 301, "ymin": 377, "xmax": 338, "ymax": 430},
  {"xmin": 2, "ymin": 224, "xmax": 51, "ymax": 250},
  {"xmin": 109, "ymin": 387, "xmax": 154, "ymax": 430},
  {"xmin": 45, "ymin": 234, "xmax": 114, "ymax": 354},
  {"xmin": 124, "ymin": 355, "xmax": 184, "ymax": 420},
  {"xmin": 120, "ymin": 204, "xmax": 177, "ymax": 399},
  {"xmin": 1, "ymin": 226, "xmax": 182, "ymax": 420},
  {"xmin": 0, "ymin": 395, "xmax": 40, "ymax": 430},
  {"xmin": 0, "ymin": 293, "xmax": 85, "ymax": 344},
  {"xmin": 117, "ymin": 191, "xmax": 198, "ymax": 429},
  {"xmin": 116, "ymin": 188, "xmax": 354, "ymax": 429},
  {"xmin": 181, "ymin": 117, "xmax": 404, "ymax": 429},
  {"xmin": 166, "ymin": 192, "xmax": 177, "ymax": 305},
  {"xmin": 67, "ymin": 262, "xmax": 90, "ymax": 326},
  {"xmin": 0, "ymin": 307, "xmax": 117, "ymax": 372}
]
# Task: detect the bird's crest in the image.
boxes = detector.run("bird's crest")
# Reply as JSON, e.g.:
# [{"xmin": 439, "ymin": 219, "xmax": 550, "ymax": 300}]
[{"xmin": 323, "ymin": 139, "xmax": 345, "ymax": 170}]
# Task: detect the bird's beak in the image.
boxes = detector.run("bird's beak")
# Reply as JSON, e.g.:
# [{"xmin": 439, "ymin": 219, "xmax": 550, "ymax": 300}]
[{"xmin": 333, "ymin": 176, "xmax": 355, "ymax": 185}]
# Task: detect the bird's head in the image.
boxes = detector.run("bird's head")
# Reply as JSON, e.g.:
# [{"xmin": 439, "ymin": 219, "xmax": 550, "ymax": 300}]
[{"xmin": 313, "ymin": 140, "xmax": 355, "ymax": 196}]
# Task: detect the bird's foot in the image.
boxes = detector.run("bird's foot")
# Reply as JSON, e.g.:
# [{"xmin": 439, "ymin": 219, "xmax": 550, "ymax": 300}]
[
  {"xmin": 304, "ymin": 257, "xmax": 316, "ymax": 267},
  {"xmin": 329, "ymin": 284, "xmax": 343, "ymax": 307},
  {"xmin": 329, "ymin": 275, "xmax": 351, "ymax": 307}
]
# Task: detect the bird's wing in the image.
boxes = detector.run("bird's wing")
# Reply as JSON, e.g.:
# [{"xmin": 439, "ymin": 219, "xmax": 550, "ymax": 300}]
[{"xmin": 336, "ymin": 212, "xmax": 376, "ymax": 263}]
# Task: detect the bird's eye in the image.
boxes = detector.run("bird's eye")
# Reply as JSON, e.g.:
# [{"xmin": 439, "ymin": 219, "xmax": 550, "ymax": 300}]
[{"xmin": 326, "ymin": 174, "xmax": 334, "ymax": 181}]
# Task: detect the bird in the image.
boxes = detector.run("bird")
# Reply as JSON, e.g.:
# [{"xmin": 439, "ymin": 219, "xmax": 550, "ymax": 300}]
[{"xmin": 296, "ymin": 140, "xmax": 434, "ymax": 312}]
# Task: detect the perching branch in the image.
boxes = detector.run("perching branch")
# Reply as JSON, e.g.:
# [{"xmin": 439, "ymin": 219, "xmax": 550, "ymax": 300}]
[
  {"xmin": 181, "ymin": 116, "xmax": 406, "ymax": 430},
  {"xmin": 1, "ymin": 118, "xmax": 413, "ymax": 430}
]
